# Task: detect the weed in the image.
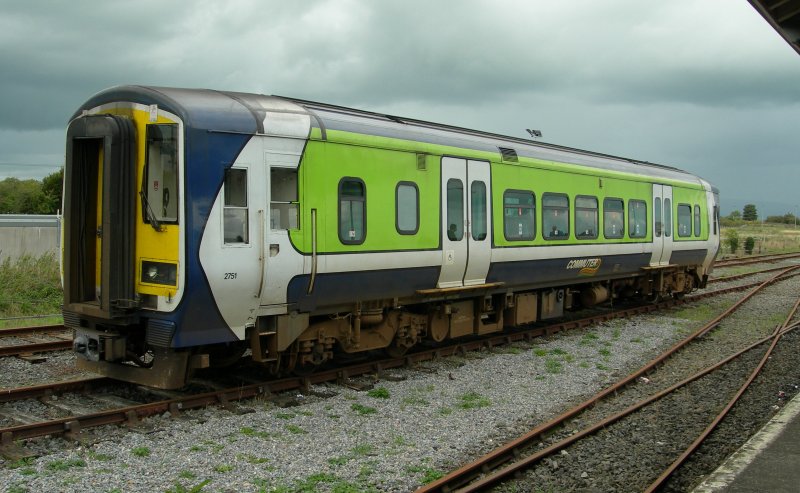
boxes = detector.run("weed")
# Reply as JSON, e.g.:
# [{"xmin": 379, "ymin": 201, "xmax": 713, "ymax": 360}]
[
  {"xmin": 550, "ymin": 348, "xmax": 567, "ymax": 355},
  {"xmin": 131, "ymin": 446, "xmax": 151, "ymax": 458},
  {"xmin": 545, "ymin": 358, "xmax": 563, "ymax": 374},
  {"xmin": 598, "ymin": 348, "xmax": 611, "ymax": 358},
  {"xmin": 19, "ymin": 467, "xmax": 36, "ymax": 476},
  {"xmin": 630, "ymin": 337, "xmax": 644, "ymax": 344},
  {"xmin": 179, "ymin": 470, "xmax": 197, "ymax": 479},
  {"xmin": 579, "ymin": 361, "xmax": 590, "ymax": 369},
  {"xmin": 165, "ymin": 479, "xmax": 211, "ymax": 493},
  {"xmin": 46, "ymin": 458, "xmax": 86, "ymax": 471},
  {"xmin": 351, "ymin": 444, "xmax": 374, "ymax": 456},
  {"xmin": 87, "ymin": 450, "xmax": 113, "ymax": 461},
  {"xmin": 7, "ymin": 457, "xmax": 35, "ymax": 469},
  {"xmin": 580, "ymin": 332, "xmax": 599, "ymax": 345},
  {"xmin": 285, "ymin": 424, "xmax": 307, "ymax": 435},
  {"xmin": 351, "ymin": 403, "xmax": 377, "ymax": 415},
  {"xmin": 275, "ymin": 412, "xmax": 294, "ymax": 420},
  {"xmin": 240, "ymin": 427, "xmax": 273, "ymax": 439},
  {"xmin": 612, "ymin": 328, "xmax": 621, "ymax": 339},
  {"xmin": 213, "ymin": 464, "xmax": 234, "ymax": 473},
  {"xmin": 457, "ymin": 391, "xmax": 491, "ymax": 409},
  {"xmin": 401, "ymin": 395, "xmax": 429, "ymax": 408},
  {"xmin": 367, "ymin": 387, "xmax": 390, "ymax": 399},
  {"xmin": 532, "ymin": 348, "xmax": 548, "ymax": 357},
  {"xmin": 596, "ymin": 363, "xmax": 610, "ymax": 371},
  {"xmin": 438, "ymin": 406, "xmax": 453, "ymax": 416},
  {"xmin": 328, "ymin": 456, "xmax": 350, "ymax": 466}
]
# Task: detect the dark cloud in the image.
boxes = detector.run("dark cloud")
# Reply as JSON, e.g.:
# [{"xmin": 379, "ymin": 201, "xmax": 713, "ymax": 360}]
[{"xmin": 1, "ymin": 0, "xmax": 798, "ymax": 214}]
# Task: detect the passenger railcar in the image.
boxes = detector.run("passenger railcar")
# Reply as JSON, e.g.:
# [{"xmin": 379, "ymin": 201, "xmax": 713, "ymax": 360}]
[{"xmin": 62, "ymin": 86, "xmax": 720, "ymax": 388}]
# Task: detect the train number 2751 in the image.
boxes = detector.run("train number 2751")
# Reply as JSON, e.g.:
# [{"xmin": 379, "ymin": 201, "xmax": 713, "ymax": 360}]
[{"xmin": 224, "ymin": 272, "xmax": 238, "ymax": 280}]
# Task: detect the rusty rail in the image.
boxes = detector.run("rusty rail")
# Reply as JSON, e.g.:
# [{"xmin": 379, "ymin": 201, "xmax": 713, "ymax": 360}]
[
  {"xmin": 713, "ymin": 251, "xmax": 800, "ymax": 268},
  {"xmin": 417, "ymin": 265, "xmax": 800, "ymax": 492}
]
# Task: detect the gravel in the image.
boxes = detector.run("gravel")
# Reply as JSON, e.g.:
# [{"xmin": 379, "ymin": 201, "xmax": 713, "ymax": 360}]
[{"xmin": 1, "ymin": 265, "xmax": 798, "ymax": 493}]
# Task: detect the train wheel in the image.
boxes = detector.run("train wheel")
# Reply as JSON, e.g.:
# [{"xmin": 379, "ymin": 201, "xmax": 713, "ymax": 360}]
[{"xmin": 385, "ymin": 343, "xmax": 409, "ymax": 359}]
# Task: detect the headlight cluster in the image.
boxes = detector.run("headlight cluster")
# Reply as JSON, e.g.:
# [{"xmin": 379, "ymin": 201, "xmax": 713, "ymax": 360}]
[{"xmin": 141, "ymin": 261, "xmax": 177, "ymax": 286}]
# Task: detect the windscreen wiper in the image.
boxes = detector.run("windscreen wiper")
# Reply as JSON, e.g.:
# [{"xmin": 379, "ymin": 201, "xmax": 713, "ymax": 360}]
[{"xmin": 139, "ymin": 189, "xmax": 163, "ymax": 232}]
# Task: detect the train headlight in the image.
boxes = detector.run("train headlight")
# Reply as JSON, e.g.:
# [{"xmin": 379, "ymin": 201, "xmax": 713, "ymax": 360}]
[{"xmin": 141, "ymin": 261, "xmax": 177, "ymax": 286}]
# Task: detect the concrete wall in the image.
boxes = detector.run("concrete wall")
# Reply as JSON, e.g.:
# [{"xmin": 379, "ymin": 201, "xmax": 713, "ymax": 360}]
[{"xmin": 0, "ymin": 215, "xmax": 60, "ymax": 262}]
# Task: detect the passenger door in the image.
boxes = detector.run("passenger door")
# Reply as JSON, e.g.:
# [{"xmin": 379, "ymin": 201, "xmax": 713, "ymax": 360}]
[
  {"xmin": 438, "ymin": 157, "xmax": 492, "ymax": 288},
  {"xmin": 651, "ymin": 184, "xmax": 674, "ymax": 265}
]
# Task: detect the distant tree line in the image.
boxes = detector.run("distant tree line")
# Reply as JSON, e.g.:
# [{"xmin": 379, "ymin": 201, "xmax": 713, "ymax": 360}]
[
  {"xmin": 0, "ymin": 169, "xmax": 63, "ymax": 214},
  {"xmin": 722, "ymin": 203, "xmax": 797, "ymax": 226}
]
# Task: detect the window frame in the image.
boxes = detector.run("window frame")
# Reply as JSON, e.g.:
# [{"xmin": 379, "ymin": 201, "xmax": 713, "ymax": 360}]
[
  {"xmin": 503, "ymin": 189, "xmax": 536, "ymax": 241},
  {"xmin": 445, "ymin": 178, "xmax": 464, "ymax": 241},
  {"xmin": 542, "ymin": 192, "xmax": 570, "ymax": 241},
  {"xmin": 677, "ymin": 203, "xmax": 692, "ymax": 238},
  {"xmin": 223, "ymin": 167, "xmax": 249, "ymax": 245},
  {"xmin": 574, "ymin": 195, "xmax": 598, "ymax": 240},
  {"xmin": 338, "ymin": 177, "xmax": 367, "ymax": 245},
  {"xmin": 603, "ymin": 197, "xmax": 625, "ymax": 239},
  {"xmin": 628, "ymin": 199, "xmax": 647, "ymax": 239},
  {"xmin": 395, "ymin": 181, "xmax": 419, "ymax": 235}
]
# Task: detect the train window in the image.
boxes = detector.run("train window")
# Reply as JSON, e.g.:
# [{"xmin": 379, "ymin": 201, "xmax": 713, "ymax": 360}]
[
  {"xmin": 603, "ymin": 198, "xmax": 624, "ymax": 239},
  {"xmin": 270, "ymin": 168, "xmax": 299, "ymax": 230},
  {"xmin": 654, "ymin": 198, "xmax": 662, "ymax": 237},
  {"xmin": 446, "ymin": 179, "xmax": 464, "ymax": 241},
  {"xmin": 575, "ymin": 196, "xmax": 598, "ymax": 240},
  {"xmin": 223, "ymin": 168, "xmax": 248, "ymax": 244},
  {"xmin": 503, "ymin": 190, "xmax": 535, "ymax": 241},
  {"xmin": 677, "ymin": 204, "xmax": 692, "ymax": 237},
  {"xmin": 142, "ymin": 124, "xmax": 179, "ymax": 226},
  {"xmin": 664, "ymin": 198, "xmax": 672, "ymax": 237},
  {"xmin": 694, "ymin": 205, "xmax": 701, "ymax": 237},
  {"xmin": 543, "ymin": 193, "xmax": 569, "ymax": 240},
  {"xmin": 339, "ymin": 178, "xmax": 366, "ymax": 244},
  {"xmin": 396, "ymin": 181, "xmax": 419, "ymax": 235},
  {"xmin": 471, "ymin": 181, "xmax": 488, "ymax": 241},
  {"xmin": 629, "ymin": 200, "xmax": 647, "ymax": 238}
]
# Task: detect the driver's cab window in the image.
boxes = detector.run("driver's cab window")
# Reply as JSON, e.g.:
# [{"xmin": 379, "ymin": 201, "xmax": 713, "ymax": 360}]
[{"xmin": 143, "ymin": 124, "xmax": 178, "ymax": 225}]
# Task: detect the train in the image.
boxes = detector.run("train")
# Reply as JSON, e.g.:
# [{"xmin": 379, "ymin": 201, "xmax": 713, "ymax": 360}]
[{"xmin": 62, "ymin": 86, "xmax": 720, "ymax": 389}]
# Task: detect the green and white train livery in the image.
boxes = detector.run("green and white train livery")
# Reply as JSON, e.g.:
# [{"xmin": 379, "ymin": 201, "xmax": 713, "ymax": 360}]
[{"xmin": 62, "ymin": 86, "xmax": 720, "ymax": 388}]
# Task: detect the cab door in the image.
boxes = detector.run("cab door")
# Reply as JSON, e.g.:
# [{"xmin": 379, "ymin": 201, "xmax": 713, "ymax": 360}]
[
  {"xmin": 651, "ymin": 184, "xmax": 674, "ymax": 265},
  {"xmin": 438, "ymin": 157, "xmax": 491, "ymax": 288}
]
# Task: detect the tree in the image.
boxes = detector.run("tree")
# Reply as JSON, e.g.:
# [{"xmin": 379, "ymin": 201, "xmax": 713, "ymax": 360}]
[
  {"xmin": 742, "ymin": 204, "xmax": 758, "ymax": 221},
  {"xmin": 728, "ymin": 210, "xmax": 742, "ymax": 221},
  {"xmin": 40, "ymin": 169, "xmax": 63, "ymax": 214}
]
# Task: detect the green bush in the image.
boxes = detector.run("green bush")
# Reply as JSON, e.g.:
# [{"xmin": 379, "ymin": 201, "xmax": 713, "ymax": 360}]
[
  {"xmin": 724, "ymin": 229, "xmax": 739, "ymax": 254},
  {"xmin": 744, "ymin": 236, "xmax": 755, "ymax": 255}
]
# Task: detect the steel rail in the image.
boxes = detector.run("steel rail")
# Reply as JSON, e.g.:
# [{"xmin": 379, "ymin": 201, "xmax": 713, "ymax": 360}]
[
  {"xmin": 416, "ymin": 265, "xmax": 800, "ymax": 493},
  {"xmin": 708, "ymin": 264, "xmax": 789, "ymax": 284},
  {"xmin": 0, "ymin": 377, "xmax": 109, "ymax": 403},
  {"xmin": 1, "ymin": 268, "xmax": 796, "ymax": 446},
  {"xmin": 0, "ymin": 340, "xmax": 73, "ymax": 357},
  {"xmin": 0, "ymin": 324, "xmax": 67, "ymax": 337},
  {"xmin": 643, "ymin": 295, "xmax": 800, "ymax": 492},
  {"xmin": 713, "ymin": 251, "xmax": 800, "ymax": 268}
]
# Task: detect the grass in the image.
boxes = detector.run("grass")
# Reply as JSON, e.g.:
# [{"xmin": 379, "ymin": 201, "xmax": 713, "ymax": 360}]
[
  {"xmin": 545, "ymin": 358, "xmax": 563, "ymax": 374},
  {"xmin": 366, "ymin": 387, "xmax": 390, "ymax": 399},
  {"xmin": 46, "ymin": 458, "xmax": 86, "ymax": 471},
  {"xmin": 457, "ymin": 391, "xmax": 491, "ymax": 409},
  {"xmin": 532, "ymin": 348, "xmax": 548, "ymax": 357},
  {"xmin": 131, "ymin": 446, "xmax": 151, "ymax": 457},
  {"xmin": 285, "ymin": 424, "xmax": 307, "ymax": 435},
  {"xmin": 351, "ymin": 403, "xmax": 378, "ymax": 415},
  {"xmin": 719, "ymin": 223, "xmax": 800, "ymax": 255},
  {"xmin": 0, "ymin": 253, "xmax": 63, "ymax": 328}
]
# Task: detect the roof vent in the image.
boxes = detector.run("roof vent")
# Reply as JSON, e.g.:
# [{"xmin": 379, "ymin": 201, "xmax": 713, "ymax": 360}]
[{"xmin": 499, "ymin": 147, "xmax": 518, "ymax": 163}]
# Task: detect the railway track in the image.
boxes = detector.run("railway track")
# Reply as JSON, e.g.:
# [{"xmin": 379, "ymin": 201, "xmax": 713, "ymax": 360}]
[
  {"xmin": 417, "ymin": 265, "xmax": 800, "ymax": 492},
  {"xmin": 0, "ymin": 325, "xmax": 72, "ymax": 358},
  {"xmin": 1, "ymin": 267, "xmax": 798, "ymax": 460},
  {"xmin": 712, "ymin": 251, "xmax": 800, "ymax": 268}
]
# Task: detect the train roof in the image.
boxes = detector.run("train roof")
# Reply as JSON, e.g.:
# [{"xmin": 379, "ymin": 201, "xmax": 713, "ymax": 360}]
[{"xmin": 74, "ymin": 85, "xmax": 711, "ymax": 187}]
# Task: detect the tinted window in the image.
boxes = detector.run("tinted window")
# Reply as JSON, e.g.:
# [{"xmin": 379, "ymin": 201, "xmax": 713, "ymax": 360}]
[
  {"xmin": 664, "ymin": 198, "xmax": 672, "ymax": 237},
  {"xmin": 604, "ymin": 198, "xmax": 624, "ymax": 239},
  {"xmin": 224, "ymin": 168, "xmax": 248, "ymax": 244},
  {"xmin": 654, "ymin": 198, "xmax": 662, "ymax": 238},
  {"xmin": 694, "ymin": 205, "xmax": 701, "ymax": 237},
  {"xmin": 677, "ymin": 204, "xmax": 692, "ymax": 237},
  {"xmin": 503, "ymin": 190, "xmax": 535, "ymax": 241},
  {"xmin": 471, "ymin": 181, "xmax": 487, "ymax": 241},
  {"xmin": 396, "ymin": 182, "xmax": 418, "ymax": 234},
  {"xmin": 543, "ymin": 193, "xmax": 569, "ymax": 240},
  {"xmin": 629, "ymin": 200, "xmax": 647, "ymax": 238},
  {"xmin": 446, "ymin": 179, "xmax": 464, "ymax": 241},
  {"xmin": 339, "ymin": 178, "xmax": 365, "ymax": 244},
  {"xmin": 575, "ymin": 196, "xmax": 598, "ymax": 240},
  {"xmin": 143, "ymin": 124, "xmax": 179, "ymax": 225}
]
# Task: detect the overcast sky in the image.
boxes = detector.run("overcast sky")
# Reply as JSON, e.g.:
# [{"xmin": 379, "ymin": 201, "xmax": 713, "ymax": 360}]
[{"xmin": 1, "ymin": 0, "xmax": 798, "ymax": 215}]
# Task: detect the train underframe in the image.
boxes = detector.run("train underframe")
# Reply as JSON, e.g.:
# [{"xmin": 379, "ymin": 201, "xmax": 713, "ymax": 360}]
[{"xmin": 73, "ymin": 265, "xmax": 703, "ymax": 389}]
